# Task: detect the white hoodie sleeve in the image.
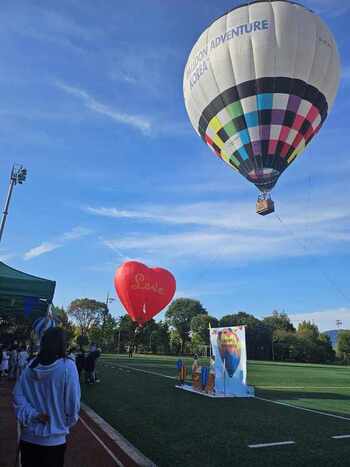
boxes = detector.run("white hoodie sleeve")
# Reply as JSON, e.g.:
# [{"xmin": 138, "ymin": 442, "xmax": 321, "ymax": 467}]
[
  {"xmin": 64, "ymin": 360, "xmax": 81, "ymax": 427},
  {"xmin": 13, "ymin": 376, "xmax": 40, "ymax": 426}
]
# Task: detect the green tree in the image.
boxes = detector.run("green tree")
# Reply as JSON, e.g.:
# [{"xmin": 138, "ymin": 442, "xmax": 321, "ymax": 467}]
[
  {"xmin": 89, "ymin": 313, "xmax": 118, "ymax": 351},
  {"xmin": 317, "ymin": 334, "xmax": 335, "ymax": 363},
  {"xmin": 219, "ymin": 312, "xmax": 272, "ymax": 360},
  {"xmin": 263, "ymin": 310, "xmax": 295, "ymax": 333},
  {"xmin": 116, "ymin": 315, "xmax": 138, "ymax": 352},
  {"xmin": 147, "ymin": 322, "xmax": 170, "ymax": 354},
  {"xmin": 190, "ymin": 315, "xmax": 219, "ymax": 345},
  {"xmin": 52, "ymin": 305, "xmax": 76, "ymax": 343},
  {"xmin": 169, "ymin": 330, "xmax": 182, "ymax": 355},
  {"xmin": 297, "ymin": 321, "xmax": 319, "ymax": 340},
  {"xmin": 166, "ymin": 298, "xmax": 207, "ymax": 353},
  {"xmin": 337, "ymin": 331, "xmax": 350, "ymax": 362},
  {"xmin": 68, "ymin": 298, "xmax": 107, "ymax": 336},
  {"xmin": 76, "ymin": 335, "xmax": 89, "ymax": 348}
]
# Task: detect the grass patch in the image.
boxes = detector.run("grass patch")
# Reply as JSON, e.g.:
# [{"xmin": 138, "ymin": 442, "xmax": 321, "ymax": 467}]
[{"xmin": 82, "ymin": 355, "xmax": 350, "ymax": 466}]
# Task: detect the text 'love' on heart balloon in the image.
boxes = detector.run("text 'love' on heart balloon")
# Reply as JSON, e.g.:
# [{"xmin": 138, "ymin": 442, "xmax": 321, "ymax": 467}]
[{"xmin": 114, "ymin": 261, "xmax": 176, "ymax": 326}]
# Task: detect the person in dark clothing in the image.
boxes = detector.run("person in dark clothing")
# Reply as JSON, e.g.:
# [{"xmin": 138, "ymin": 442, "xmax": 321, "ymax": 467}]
[
  {"xmin": 85, "ymin": 345, "xmax": 100, "ymax": 384},
  {"xmin": 75, "ymin": 347, "xmax": 86, "ymax": 380}
]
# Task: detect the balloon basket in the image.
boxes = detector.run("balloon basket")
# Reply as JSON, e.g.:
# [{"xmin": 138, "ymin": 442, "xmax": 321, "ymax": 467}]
[{"xmin": 256, "ymin": 197, "xmax": 275, "ymax": 216}]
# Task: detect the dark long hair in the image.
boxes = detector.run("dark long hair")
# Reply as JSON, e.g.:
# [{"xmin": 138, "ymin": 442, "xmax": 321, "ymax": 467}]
[{"xmin": 30, "ymin": 327, "xmax": 67, "ymax": 369}]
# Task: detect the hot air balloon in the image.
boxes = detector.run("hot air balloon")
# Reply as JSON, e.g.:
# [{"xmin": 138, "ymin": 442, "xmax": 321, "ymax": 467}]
[
  {"xmin": 218, "ymin": 328, "xmax": 241, "ymax": 377},
  {"xmin": 114, "ymin": 261, "xmax": 176, "ymax": 326},
  {"xmin": 183, "ymin": 0, "xmax": 340, "ymax": 215}
]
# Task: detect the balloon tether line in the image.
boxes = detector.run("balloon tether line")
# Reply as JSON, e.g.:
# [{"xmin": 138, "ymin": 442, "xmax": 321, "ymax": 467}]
[{"xmin": 274, "ymin": 212, "xmax": 350, "ymax": 303}]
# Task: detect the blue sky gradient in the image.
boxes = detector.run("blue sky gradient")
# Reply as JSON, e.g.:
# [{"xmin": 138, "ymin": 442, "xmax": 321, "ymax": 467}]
[{"xmin": 0, "ymin": 0, "xmax": 349, "ymax": 330}]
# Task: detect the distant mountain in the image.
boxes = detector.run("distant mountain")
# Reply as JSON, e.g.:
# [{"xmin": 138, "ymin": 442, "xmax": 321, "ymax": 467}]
[{"xmin": 323, "ymin": 329, "xmax": 348, "ymax": 349}]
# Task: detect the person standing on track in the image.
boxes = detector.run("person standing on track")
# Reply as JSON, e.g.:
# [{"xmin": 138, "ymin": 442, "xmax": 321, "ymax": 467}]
[{"xmin": 13, "ymin": 327, "xmax": 81, "ymax": 467}]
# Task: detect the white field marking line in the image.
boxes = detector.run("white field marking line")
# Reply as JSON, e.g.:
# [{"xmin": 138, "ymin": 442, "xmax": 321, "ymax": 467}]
[
  {"xmin": 102, "ymin": 363, "xmax": 350, "ymax": 420},
  {"xmin": 248, "ymin": 441, "xmax": 295, "ymax": 449},
  {"xmin": 259, "ymin": 386, "xmax": 350, "ymax": 390},
  {"xmin": 256, "ymin": 396, "xmax": 350, "ymax": 422},
  {"xmin": 332, "ymin": 435, "xmax": 350, "ymax": 439},
  {"xmin": 79, "ymin": 416, "xmax": 124, "ymax": 467},
  {"xmin": 108, "ymin": 363, "xmax": 176, "ymax": 380},
  {"xmin": 102, "ymin": 363, "xmax": 350, "ymax": 391}
]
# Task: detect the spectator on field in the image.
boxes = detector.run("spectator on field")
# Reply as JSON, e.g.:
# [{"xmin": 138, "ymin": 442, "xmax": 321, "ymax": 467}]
[
  {"xmin": 85, "ymin": 344, "xmax": 100, "ymax": 384},
  {"xmin": 75, "ymin": 347, "xmax": 86, "ymax": 380},
  {"xmin": 17, "ymin": 346, "xmax": 29, "ymax": 378},
  {"xmin": 94, "ymin": 348, "xmax": 101, "ymax": 383},
  {"xmin": 13, "ymin": 327, "xmax": 80, "ymax": 467},
  {"xmin": 9, "ymin": 345, "xmax": 18, "ymax": 380},
  {"xmin": 67, "ymin": 347, "xmax": 76, "ymax": 362},
  {"xmin": 1, "ymin": 347, "xmax": 9, "ymax": 377}
]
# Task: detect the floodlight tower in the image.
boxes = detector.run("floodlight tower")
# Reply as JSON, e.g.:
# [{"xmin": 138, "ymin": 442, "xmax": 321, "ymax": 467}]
[
  {"xmin": 0, "ymin": 164, "xmax": 27, "ymax": 244},
  {"xmin": 336, "ymin": 320, "xmax": 343, "ymax": 329}
]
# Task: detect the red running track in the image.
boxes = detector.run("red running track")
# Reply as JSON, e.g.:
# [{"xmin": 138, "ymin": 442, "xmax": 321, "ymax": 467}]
[{"xmin": 0, "ymin": 379, "xmax": 152, "ymax": 467}]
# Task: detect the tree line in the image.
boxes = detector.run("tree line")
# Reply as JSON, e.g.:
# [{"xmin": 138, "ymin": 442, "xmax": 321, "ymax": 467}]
[{"xmin": 1, "ymin": 296, "xmax": 349, "ymax": 364}]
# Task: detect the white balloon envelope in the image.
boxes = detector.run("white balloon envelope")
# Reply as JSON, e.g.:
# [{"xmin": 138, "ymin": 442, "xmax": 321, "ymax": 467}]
[{"xmin": 183, "ymin": 0, "xmax": 341, "ymax": 214}]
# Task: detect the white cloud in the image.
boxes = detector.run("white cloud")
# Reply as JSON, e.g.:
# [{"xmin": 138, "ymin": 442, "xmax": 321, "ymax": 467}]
[
  {"xmin": 2, "ymin": 6, "xmax": 103, "ymax": 54},
  {"xmin": 107, "ymin": 45, "xmax": 181, "ymax": 98},
  {"xmin": 24, "ymin": 226, "xmax": 92, "ymax": 260},
  {"xmin": 62, "ymin": 226, "xmax": 92, "ymax": 241},
  {"xmin": 55, "ymin": 81, "xmax": 152, "ymax": 134},
  {"xmin": 24, "ymin": 242, "xmax": 61, "ymax": 260},
  {"xmin": 85, "ymin": 198, "xmax": 350, "ymax": 232},
  {"xmin": 290, "ymin": 307, "xmax": 350, "ymax": 332},
  {"xmin": 102, "ymin": 230, "xmax": 313, "ymax": 264},
  {"xmin": 91, "ymin": 193, "xmax": 350, "ymax": 264}
]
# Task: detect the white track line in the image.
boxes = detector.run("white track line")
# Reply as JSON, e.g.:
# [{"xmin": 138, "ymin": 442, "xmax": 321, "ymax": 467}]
[
  {"xmin": 256, "ymin": 396, "xmax": 350, "ymax": 422},
  {"xmin": 248, "ymin": 441, "xmax": 295, "ymax": 448},
  {"xmin": 79, "ymin": 416, "xmax": 124, "ymax": 467},
  {"xmin": 332, "ymin": 435, "xmax": 350, "ymax": 439},
  {"xmin": 102, "ymin": 362, "xmax": 350, "ymax": 422}
]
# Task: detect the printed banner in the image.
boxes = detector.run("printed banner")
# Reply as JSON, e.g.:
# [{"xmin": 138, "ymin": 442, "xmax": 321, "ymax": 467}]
[{"xmin": 210, "ymin": 326, "xmax": 253, "ymax": 397}]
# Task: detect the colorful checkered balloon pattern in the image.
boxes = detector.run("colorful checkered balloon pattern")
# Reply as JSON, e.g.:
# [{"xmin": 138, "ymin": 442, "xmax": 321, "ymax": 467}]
[{"xmin": 199, "ymin": 77, "xmax": 327, "ymax": 192}]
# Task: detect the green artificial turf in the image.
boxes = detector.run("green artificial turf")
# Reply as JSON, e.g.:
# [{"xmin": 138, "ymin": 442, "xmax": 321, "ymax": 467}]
[{"xmin": 82, "ymin": 355, "xmax": 350, "ymax": 467}]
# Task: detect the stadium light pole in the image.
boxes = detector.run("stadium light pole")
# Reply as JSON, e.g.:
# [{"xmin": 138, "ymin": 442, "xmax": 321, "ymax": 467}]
[{"xmin": 0, "ymin": 164, "xmax": 27, "ymax": 244}]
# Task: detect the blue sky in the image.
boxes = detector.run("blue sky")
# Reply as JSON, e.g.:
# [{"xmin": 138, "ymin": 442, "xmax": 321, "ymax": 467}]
[{"xmin": 0, "ymin": 0, "xmax": 349, "ymax": 331}]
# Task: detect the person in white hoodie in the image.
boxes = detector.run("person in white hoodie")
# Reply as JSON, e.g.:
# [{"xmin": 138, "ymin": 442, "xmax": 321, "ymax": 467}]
[{"xmin": 13, "ymin": 327, "xmax": 81, "ymax": 467}]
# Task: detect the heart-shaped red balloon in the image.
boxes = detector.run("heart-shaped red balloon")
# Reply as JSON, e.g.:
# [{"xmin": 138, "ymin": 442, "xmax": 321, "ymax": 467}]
[{"xmin": 114, "ymin": 261, "xmax": 176, "ymax": 326}]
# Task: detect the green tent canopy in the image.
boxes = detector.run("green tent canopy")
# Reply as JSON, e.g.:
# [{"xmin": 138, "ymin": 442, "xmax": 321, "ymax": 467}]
[{"xmin": 0, "ymin": 261, "xmax": 56, "ymax": 317}]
